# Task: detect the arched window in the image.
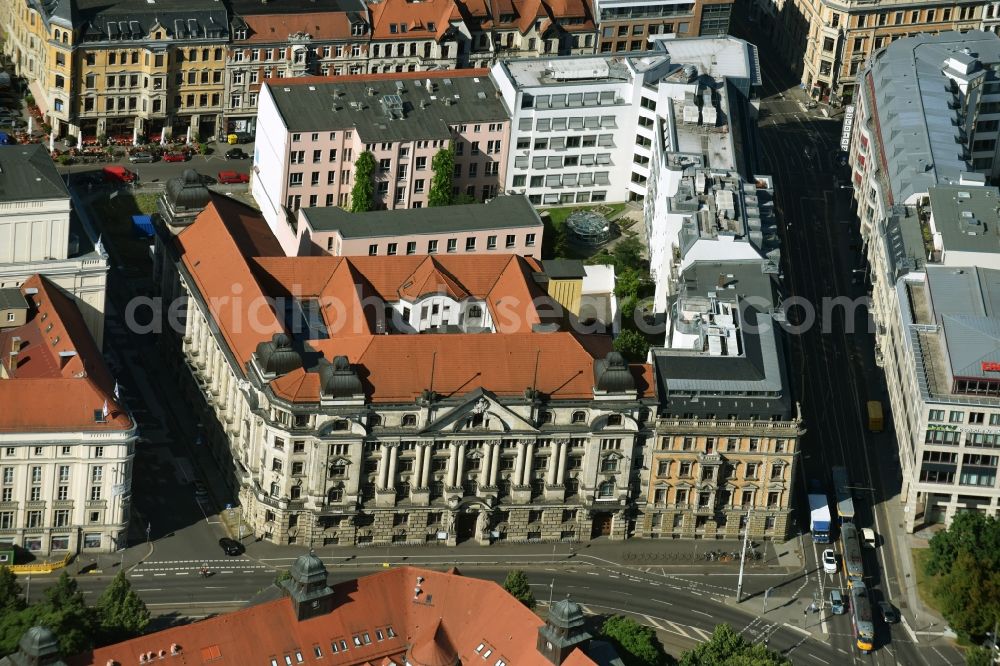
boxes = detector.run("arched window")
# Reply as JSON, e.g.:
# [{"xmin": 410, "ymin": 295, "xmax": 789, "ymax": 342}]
[
  {"xmin": 369, "ymin": 414, "xmax": 382, "ymax": 427},
  {"xmin": 269, "ymin": 482, "xmax": 280, "ymax": 497},
  {"xmin": 606, "ymin": 414, "xmax": 623, "ymax": 426},
  {"xmin": 402, "ymin": 414, "xmax": 417, "ymax": 427},
  {"xmin": 329, "ymin": 460, "xmax": 348, "ymax": 478},
  {"xmin": 61, "ymin": 32, "xmax": 68, "ymax": 43},
  {"xmin": 600, "ymin": 456, "xmax": 619, "ymax": 473},
  {"xmin": 572, "ymin": 410, "xmax": 587, "ymax": 424},
  {"xmin": 539, "ymin": 410, "xmax": 553, "ymax": 424},
  {"xmin": 327, "ymin": 486, "xmax": 343, "ymax": 503},
  {"xmin": 597, "ymin": 481, "xmax": 615, "ymax": 498},
  {"xmin": 54, "ymin": 29, "xmax": 60, "ymax": 41},
  {"xmin": 332, "ymin": 419, "xmax": 348, "ymax": 431}
]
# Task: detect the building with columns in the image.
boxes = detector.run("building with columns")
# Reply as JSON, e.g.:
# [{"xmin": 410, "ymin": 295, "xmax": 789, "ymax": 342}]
[
  {"xmin": 154, "ymin": 194, "xmax": 655, "ymax": 547},
  {"xmin": 0, "ymin": 275, "xmax": 136, "ymax": 557},
  {"xmin": 0, "ymin": 145, "xmax": 108, "ymax": 348}
]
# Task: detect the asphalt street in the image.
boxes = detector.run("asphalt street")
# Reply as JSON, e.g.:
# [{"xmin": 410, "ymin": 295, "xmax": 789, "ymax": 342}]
[{"xmin": 740, "ymin": 16, "xmax": 965, "ymax": 666}]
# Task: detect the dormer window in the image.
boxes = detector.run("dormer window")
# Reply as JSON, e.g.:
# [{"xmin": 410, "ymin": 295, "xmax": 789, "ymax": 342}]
[
  {"xmin": 572, "ymin": 410, "xmax": 586, "ymax": 424},
  {"xmin": 332, "ymin": 420, "xmax": 349, "ymax": 431},
  {"xmin": 402, "ymin": 414, "xmax": 417, "ymax": 427},
  {"xmin": 540, "ymin": 410, "xmax": 553, "ymax": 424},
  {"xmin": 370, "ymin": 414, "xmax": 382, "ymax": 427},
  {"xmin": 607, "ymin": 414, "xmax": 623, "ymax": 426}
]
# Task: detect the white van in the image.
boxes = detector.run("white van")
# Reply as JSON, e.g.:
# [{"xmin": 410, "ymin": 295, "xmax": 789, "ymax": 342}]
[
  {"xmin": 861, "ymin": 528, "xmax": 876, "ymax": 549},
  {"xmin": 830, "ymin": 589, "xmax": 845, "ymax": 615}
]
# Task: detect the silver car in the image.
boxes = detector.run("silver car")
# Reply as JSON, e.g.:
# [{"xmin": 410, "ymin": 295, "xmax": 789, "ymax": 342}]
[{"xmin": 129, "ymin": 152, "xmax": 154, "ymax": 163}]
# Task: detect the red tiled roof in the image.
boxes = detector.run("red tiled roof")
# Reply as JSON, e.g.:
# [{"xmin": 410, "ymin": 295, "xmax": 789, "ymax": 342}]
[
  {"xmin": 0, "ymin": 275, "xmax": 131, "ymax": 432},
  {"xmin": 241, "ymin": 12, "xmax": 356, "ymax": 43},
  {"xmin": 177, "ymin": 199, "xmax": 646, "ymax": 405},
  {"xmin": 176, "ymin": 198, "xmax": 286, "ymax": 377},
  {"xmin": 368, "ymin": 0, "xmax": 461, "ymax": 41},
  {"xmin": 73, "ymin": 566, "xmax": 597, "ymax": 666}
]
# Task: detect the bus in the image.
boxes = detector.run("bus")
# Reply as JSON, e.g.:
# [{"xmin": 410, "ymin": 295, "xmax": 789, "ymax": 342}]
[
  {"xmin": 840, "ymin": 523, "xmax": 864, "ymax": 585},
  {"xmin": 832, "ymin": 466, "xmax": 855, "ymax": 523},
  {"xmin": 850, "ymin": 581, "xmax": 875, "ymax": 652},
  {"xmin": 867, "ymin": 400, "xmax": 884, "ymax": 432}
]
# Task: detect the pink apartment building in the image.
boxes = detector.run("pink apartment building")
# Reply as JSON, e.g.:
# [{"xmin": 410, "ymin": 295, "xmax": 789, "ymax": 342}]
[
  {"xmin": 252, "ymin": 70, "xmax": 512, "ymax": 255},
  {"xmin": 295, "ymin": 194, "xmax": 544, "ymax": 257}
]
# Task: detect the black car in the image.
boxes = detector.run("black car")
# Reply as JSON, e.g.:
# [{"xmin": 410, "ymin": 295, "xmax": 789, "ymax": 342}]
[
  {"xmin": 878, "ymin": 601, "xmax": 899, "ymax": 623},
  {"xmin": 225, "ymin": 148, "xmax": 249, "ymax": 160},
  {"xmin": 219, "ymin": 537, "xmax": 244, "ymax": 556}
]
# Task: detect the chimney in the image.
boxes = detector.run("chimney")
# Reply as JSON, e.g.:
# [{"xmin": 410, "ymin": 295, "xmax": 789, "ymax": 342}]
[{"xmin": 6, "ymin": 336, "xmax": 20, "ymax": 379}]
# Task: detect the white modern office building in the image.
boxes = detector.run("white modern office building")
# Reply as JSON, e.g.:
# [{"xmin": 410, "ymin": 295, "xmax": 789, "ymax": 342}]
[{"xmin": 851, "ymin": 32, "xmax": 1000, "ymax": 529}]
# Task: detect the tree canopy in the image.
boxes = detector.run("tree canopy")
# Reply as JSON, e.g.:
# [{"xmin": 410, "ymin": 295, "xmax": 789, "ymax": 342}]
[
  {"xmin": 501, "ymin": 570, "xmax": 536, "ymax": 610},
  {"xmin": 428, "ymin": 147, "xmax": 455, "ymax": 207},
  {"xmin": 613, "ymin": 328, "xmax": 649, "ymax": 362},
  {"xmin": 923, "ymin": 514, "xmax": 1000, "ymax": 639},
  {"xmin": 0, "ymin": 569, "xmax": 151, "ymax": 658},
  {"xmin": 678, "ymin": 624, "xmax": 789, "ymax": 666},
  {"xmin": 97, "ymin": 571, "xmax": 151, "ymax": 643},
  {"xmin": 349, "ymin": 151, "xmax": 376, "ymax": 212},
  {"xmin": 600, "ymin": 615, "xmax": 674, "ymax": 666}
]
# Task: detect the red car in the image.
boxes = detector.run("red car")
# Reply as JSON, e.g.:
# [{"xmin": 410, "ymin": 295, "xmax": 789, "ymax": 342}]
[
  {"xmin": 102, "ymin": 165, "xmax": 137, "ymax": 184},
  {"xmin": 163, "ymin": 151, "xmax": 188, "ymax": 162},
  {"xmin": 217, "ymin": 170, "xmax": 249, "ymax": 184}
]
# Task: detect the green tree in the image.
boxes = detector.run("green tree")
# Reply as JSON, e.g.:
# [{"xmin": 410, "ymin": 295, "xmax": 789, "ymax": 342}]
[
  {"xmin": 600, "ymin": 615, "xmax": 673, "ymax": 666},
  {"xmin": 615, "ymin": 268, "xmax": 641, "ymax": 299},
  {"xmin": 934, "ymin": 551, "xmax": 1000, "ymax": 639},
  {"xmin": 275, "ymin": 569, "xmax": 292, "ymax": 585},
  {"xmin": 0, "ymin": 567, "xmax": 25, "ymax": 613},
  {"xmin": 613, "ymin": 329, "xmax": 649, "ymax": 362},
  {"xmin": 679, "ymin": 624, "xmax": 789, "ymax": 666},
  {"xmin": 926, "ymin": 513, "xmax": 1000, "ymax": 575},
  {"xmin": 501, "ymin": 570, "xmax": 536, "ymax": 609},
  {"xmin": 96, "ymin": 571, "xmax": 150, "ymax": 642},
  {"xmin": 965, "ymin": 646, "xmax": 995, "ymax": 666},
  {"xmin": 611, "ymin": 236, "xmax": 645, "ymax": 272},
  {"xmin": 428, "ymin": 147, "xmax": 455, "ymax": 207},
  {"xmin": 32, "ymin": 573, "xmax": 97, "ymax": 656},
  {"xmin": 350, "ymin": 150, "xmax": 376, "ymax": 212}
]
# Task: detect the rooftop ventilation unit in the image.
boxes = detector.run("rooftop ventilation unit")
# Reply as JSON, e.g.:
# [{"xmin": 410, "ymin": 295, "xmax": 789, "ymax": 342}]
[{"xmin": 367, "ymin": 86, "xmax": 377, "ymax": 96}]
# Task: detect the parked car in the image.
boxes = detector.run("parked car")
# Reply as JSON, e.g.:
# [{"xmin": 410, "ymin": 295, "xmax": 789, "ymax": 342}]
[
  {"xmin": 217, "ymin": 170, "xmax": 249, "ymax": 184},
  {"xmin": 861, "ymin": 527, "xmax": 877, "ymax": 549},
  {"xmin": 162, "ymin": 151, "xmax": 188, "ymax": 162},
  {"xmin": 829, "ymin": 589, "xmax": 845, "ymax": 615},
  {"xmin": 102, "ymin": 165, "xmax": 137, "ymax": 184},
  {"xmin": 218, "ymin": 538, "xmax": 244, "ymax": 556},
  {"xmin": 224, "ymin": 147, "xmax": 248, "ymax": 160},
  {"xmin": 129, "ymin": 152, "xmax": 154, "ymax": 163},
  {"xmin": 822, "ymin": 548, "xmax": 838, "ymax": 574},
  {"xmin": 878, "ymin": 601, "xmax": 899, "ymax": 623}
]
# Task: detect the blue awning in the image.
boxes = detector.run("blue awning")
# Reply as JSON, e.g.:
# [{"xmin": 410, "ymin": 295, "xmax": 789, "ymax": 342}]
[{"xmin": 132, "ymin": 215, "xmax": 154, "ymax": 237}]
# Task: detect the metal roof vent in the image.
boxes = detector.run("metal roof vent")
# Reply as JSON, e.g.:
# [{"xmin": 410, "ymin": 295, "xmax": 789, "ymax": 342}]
[
  {"xmin": 959, "ymin": 211, "xmax": 984, "ymax": 235},
  {"xmin": 367, "ymin": 86, "xmax": 377, "ymax": 96}
]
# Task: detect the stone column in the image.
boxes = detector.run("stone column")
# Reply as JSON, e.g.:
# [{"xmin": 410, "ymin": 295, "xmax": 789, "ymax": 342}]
[
  {"xmin": 413, "ymin": 445, "xmax": 425, "ymax": 487},
  {"xmin": 513, "ymin": 442, "xmax": 527, "ymax": 485},
  {"xmin": 421, "ymin": 445, "xmax": 433, "ymax": 487},
  {"xmin": 489, "ymin": 443, "xmax": 501, "ymax": 486},
  {"xmin": 480, "ymin": 442, "xmax": 493, "ymax": 485},
  {"xmin": 447, "ymin": 443, "xmax": 460, "ymax": 487},
  {"xmin": 378, "ymin": 444, "xmax": 391, "ymax": 489},
  {"xmin": 521, "ymin": 442, "xmax": 535, "ymax": 485},
  {"xmin": 455, "ymin": 443, "xmax": 467, "ymax": 486},
  {"xmin": 387, "ymin": 445, "xmax": 399, "ymax": 490},
  {"xmin": 556, "ymin": 441, "xmax": 569, "ymax": 485},
  {"xmin": 546, "ymin": 442, "xmax": 560, "ymax": 485}
]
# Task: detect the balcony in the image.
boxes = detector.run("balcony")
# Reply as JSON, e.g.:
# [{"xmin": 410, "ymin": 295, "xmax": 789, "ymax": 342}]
[{"xmin": 656, "ymin": 417, "xmax": 801, "ymax": 435}]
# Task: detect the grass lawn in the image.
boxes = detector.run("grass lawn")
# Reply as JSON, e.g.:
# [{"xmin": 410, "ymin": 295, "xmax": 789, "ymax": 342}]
[
  {"xmin": 911, "ymin": 548, "xmax": 944, "ymax": 615},
  {"xmin": 542, "ymin": 202, "xmax": 627, "ymax": 228},
  {"xmin": 89, "ymin": 190, "xmax": 160, "ymax": 270}
]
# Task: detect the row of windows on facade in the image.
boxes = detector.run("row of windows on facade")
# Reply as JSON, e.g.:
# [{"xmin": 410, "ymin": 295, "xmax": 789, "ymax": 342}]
[
  {"xmin": 75, "ymin": 94, "xmax": 220, "ymax": 114},
  {"xmin": 270, "ymin": 507, "xmax": 585, "ymax": 528},
  {"xmin": 286, "ymin": 186, "xmax": 503, "ymax": 212},
  {"xmin": 929, "ymin": 409, "xmax": 1000, "ymax": 425},
  {"xmin": 514, "ymin": 134, "xmax": 616, "ymax": 153},
  {"xmin": 0, "ymin": 505, "xmax": 114, "ymax": 529},
  {"xmin": 651, "ymin": 487, "xmax": 786, "ymax": 509},
  {"xmin": 364, "ymin": 233, "xmax": 535, "ymax": 257},
  {"xmin": 305, "ymin": 476, "xmax": 620, "ymax": 503},
  {"xmin": 925, "ymin": 429, "xmax": 1000, "ymax": 448},
  {"xmin": 1, "ymin": 532, "xmax": 107, "ymax": 552},
  {"xmin": 2, "ymin": 445, "xmax": 114, "ymax": 458},
  {"xmin": 526, "ymin": 190, "xmax": 609, "ymax": 206},
  {"xmin": 266, "ymin": 626, "xmax": 399, "ymax": 666},
  {"xmin": 286, "ymin": 158, "xmax": 500, "ymax": 187},
  {"xmin": 653, "ymin": 459, "xmax": 787, "ymax": 481},
  {"xmin": 269, "ymin": 411, "xmax": 630, "ymax": 431},
  {"xmin": 917, "ymin": 468, "xmax": 999, "ymax": 488},
  {"xmin": 648, "ymin": 513, "xmax": 781, "ymax": 532},
  {"xmin": 304, "ymin": 449, "xmax": 612, "ymax": 479},
  {"xmin": 659, "ymin": 436, "xmax": 792, "ymax": 453},
  {"xmin": 321, "ymin": 437, "xmax": 617, "ymax": 455}
]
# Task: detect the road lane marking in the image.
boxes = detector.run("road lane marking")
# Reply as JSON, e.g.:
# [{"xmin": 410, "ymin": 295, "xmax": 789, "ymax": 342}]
[
  {"xmin": 805, "ymin": 654, "xmax": 829, "ymax": 664},
  {"xmin": 667, "ymin": 622, "xmax": 692, "ymax": 638},
  {"xmin": 176, "ymin": 572, "xmax": 189, "ymax": 576},
  {"xmin": 137, "ymin": 588, "xmax": 162, "ymax": 592},
  {"xmin": 691, "ymin": 627, "xmax": 713, "ymax": 641},
  {"xmin": 153, "ymin": 573, "xmax": 166, "ymax": 577},
  {"xmin": 653, "ymin": 598, "xmax": 672, "ymax": 606},
  {"xmin": 642, "ymin": 615, "xmax": 665, "ymax": 631},
  {"xmin": 690, "ymin": 610, "xmax": 712, "ymax": 618},
  {"xmin": 782, "ymin": 622, "xmax": 811, "ymax": 637}
]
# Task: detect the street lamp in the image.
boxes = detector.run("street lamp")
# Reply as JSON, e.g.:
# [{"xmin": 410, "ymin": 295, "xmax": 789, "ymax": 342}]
[{"xmin": 735, "ymin": 508, "xmax": 752, "ymax": 602}]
